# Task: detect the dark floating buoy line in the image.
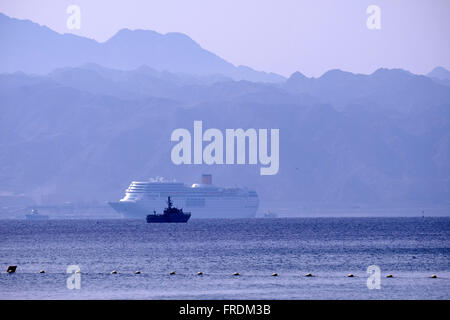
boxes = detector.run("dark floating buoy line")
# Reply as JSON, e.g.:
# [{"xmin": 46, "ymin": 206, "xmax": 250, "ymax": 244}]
[{"xmin": 2, "ymin": 266, "xmax": 442, "ymax": 280}]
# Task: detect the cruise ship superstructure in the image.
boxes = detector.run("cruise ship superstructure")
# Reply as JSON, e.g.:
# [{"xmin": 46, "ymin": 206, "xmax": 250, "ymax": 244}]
[{"xmin": 108, "ymin": 175, "xmax": 259, "ymax": 218}]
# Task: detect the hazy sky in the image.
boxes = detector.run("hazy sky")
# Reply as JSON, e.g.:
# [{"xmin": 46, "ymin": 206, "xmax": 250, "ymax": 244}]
[{"xmin": 1, "ymin": 0, "xmax": 449, "ymax": 77}]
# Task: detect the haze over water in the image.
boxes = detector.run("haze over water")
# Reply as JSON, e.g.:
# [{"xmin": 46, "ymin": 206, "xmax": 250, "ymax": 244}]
[{"xmin": 1, "ymin": 217, "xmax": 449, "ymax": 299}]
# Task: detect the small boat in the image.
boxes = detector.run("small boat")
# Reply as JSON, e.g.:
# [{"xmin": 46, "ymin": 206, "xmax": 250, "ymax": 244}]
[
  {"xmin": 146, "ymin": 197, "xmax": 191, "ymax": 223},
  {"xmin": 25, "ymin": 209, "xmax": 49, "ymax": 220},
  {"xmin": 263, "ymin": 211, "xmax": 278, "ymax": 218}
]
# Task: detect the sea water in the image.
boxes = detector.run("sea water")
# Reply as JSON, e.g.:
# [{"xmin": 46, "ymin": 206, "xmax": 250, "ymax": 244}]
[{"xmin": 0, "ymin": 217, "xmax": 449, "ymax": 299}]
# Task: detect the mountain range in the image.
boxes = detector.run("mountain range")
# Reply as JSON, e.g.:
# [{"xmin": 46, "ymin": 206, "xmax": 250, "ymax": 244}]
[
  {"xmin": 0, "ymin": 13, "xmax": 449, "ymax": 216},
  {"xmin": 0, "ymin": 13, "xmax": 284, "ymax": 82}
]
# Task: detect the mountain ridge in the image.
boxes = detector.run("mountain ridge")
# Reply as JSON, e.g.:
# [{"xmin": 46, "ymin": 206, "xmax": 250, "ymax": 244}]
[
  {"xmin": 0, "ymin": 13, "xmax": 284, "ymax": 82},
  {"xmin": 428, "ymin": 66, "xmax": 450, "ymax": 80},
  {"xmin": 1, "ymin": 64, "xmax": 449, "ymax": 212},
  {"xmin": 1, "ymin": 13, "xmax": 450, "ymax": 215}
]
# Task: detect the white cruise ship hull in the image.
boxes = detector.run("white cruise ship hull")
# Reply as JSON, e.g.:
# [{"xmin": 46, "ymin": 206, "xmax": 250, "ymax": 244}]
[{"xmin": 108, "ymin": 175, "xmax": 259, "ymax": 219}]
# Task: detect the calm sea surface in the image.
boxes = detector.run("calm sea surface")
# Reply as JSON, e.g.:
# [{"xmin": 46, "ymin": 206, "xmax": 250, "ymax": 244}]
[{"xmin": 0, "ymin": 217, "xmax": 449, "ymax": 299}]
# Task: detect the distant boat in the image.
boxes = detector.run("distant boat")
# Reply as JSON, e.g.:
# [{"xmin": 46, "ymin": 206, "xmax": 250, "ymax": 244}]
[
  {"xmin": 25, "ymin": 208, "xmax": 49, "ymax": 220},
  {"xmin": 263, "ymin": 211, "xmax": 278, "ymax": 218},
  {"xmin": 146, "ymin": 197, "xmax": 191, "ymax": 223}
]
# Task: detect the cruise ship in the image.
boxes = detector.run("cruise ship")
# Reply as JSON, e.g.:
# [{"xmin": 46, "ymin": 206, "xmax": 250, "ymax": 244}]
[{"xmin": 108, "ymin": 174, "xmax": 259, "ymax": 219}]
